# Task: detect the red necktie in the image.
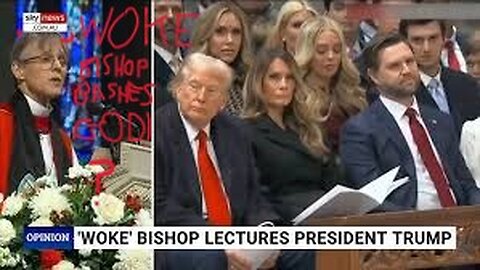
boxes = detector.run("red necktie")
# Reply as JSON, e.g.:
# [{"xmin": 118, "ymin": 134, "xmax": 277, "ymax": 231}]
[
  {"xmin": 33, "ymin": 116, "xmax": 52, "ymax": 134},
  {"xmin": 405, "ymin": 108, "xmax": 456, "ymax": 207},
  {"xmin": 445, "ymin": 40, "xmax": 460, "ymax": 71},
  {"xmin": 197, "ymin": 130, "xmax": 232, "ymax": 226}
]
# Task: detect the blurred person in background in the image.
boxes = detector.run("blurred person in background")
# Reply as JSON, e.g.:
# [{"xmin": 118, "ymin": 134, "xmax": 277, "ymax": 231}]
[
  {"xmin": 399, "ymin": 19, "xmax": 480, "ymax": 135},
  {"xmin": 265, "ymin": 0, "xmax": 317, "ymax": 56},
  {"xmin": 465, "ymin": 40, "xmax": 480, "ymax": 83},
  {"xmin": 154, "ymin": 0, "xmax": 185, "ymax": 109},
  {"xmin": 230, "ymin": 0, "xmax": 278, "ymax": 52},
  {"xmin": 190, "ymin": 1, "xmax": 252, "ymax": 115}
]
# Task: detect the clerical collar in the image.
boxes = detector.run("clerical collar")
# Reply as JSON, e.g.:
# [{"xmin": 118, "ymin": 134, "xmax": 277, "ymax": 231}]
[{"xmin": 24, "ymin": 94, "xmax": 52, "ymax": 117}]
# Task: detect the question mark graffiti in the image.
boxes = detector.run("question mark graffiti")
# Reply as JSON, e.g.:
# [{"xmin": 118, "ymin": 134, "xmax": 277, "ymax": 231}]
[{"xmin": 89, "ymin": 159, "xmax": 115, "ymax": 194}]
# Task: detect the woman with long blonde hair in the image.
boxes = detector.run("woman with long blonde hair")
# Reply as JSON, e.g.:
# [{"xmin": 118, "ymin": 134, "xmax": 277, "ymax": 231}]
[
  {"xmin": 190, "ymin": 1, "xmax": 252, "ymax": 115},
  {"xmin": 296, "ymin": 16, "xmax": 367, "ymax": 153},
  {"xmin": 243, "ymin": 48, "xmax": 336, "ymax": 221},
  {"xmin": 265, "ymin": 0, "xmax": 317, "ymax": 55}
]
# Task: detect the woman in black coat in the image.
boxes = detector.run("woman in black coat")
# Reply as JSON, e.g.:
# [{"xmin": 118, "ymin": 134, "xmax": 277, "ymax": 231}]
[{"xmin": 242, "ymin": 48, "xmax": 338, "ymax": 222}]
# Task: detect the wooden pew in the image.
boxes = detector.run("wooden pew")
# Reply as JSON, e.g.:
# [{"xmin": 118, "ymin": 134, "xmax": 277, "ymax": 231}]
[{"xmin": 309, "ymin": 205, "xmax": 480, "ymax": 269}]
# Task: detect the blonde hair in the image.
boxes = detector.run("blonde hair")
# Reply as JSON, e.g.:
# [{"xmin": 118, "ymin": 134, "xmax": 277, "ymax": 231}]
[
  {"xmin": 243, "ymin": 48, "xmax": 329, "ymax": 156},
  {"xmin": 265, "ymin": 0, "xmax": 317, "ymax": 52},
  {"xmin": 190, "ymin": 1, "xmax": 252, "ymax": 72},
  {"xmin": 295, "ymin": 16, "xmax": 366, "ymax": 118}
]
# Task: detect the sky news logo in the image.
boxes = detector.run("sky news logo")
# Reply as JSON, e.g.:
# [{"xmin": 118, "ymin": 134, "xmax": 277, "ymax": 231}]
[{"xmin": 23, "ymin": 12, "xmax": 67, "ymax": 33}]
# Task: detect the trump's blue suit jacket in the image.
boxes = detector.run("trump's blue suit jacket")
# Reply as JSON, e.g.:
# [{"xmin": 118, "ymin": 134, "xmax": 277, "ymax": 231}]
[
  {"xmin": 340, "ymin": 99, "xmax": 480, "ymax": 211},
  {"xmin": 154, "ymin": 103, "xmax": 281, "ymax": 225}
]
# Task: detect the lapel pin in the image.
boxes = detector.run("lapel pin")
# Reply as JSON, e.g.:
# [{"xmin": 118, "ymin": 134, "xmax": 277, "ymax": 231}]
[{"xmin": 432, "ymin": 119, "xmax": 437, "ymax": 125}]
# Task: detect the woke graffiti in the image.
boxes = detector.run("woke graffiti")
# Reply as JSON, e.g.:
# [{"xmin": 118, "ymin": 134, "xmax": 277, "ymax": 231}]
[
  {"xmin": 68, "ymin": 5, "xmax": 178, "ymax": 143},
  {"xmin": 61, "ymin": 6, "xmax": 198, "ymax": 49},
  {"xmin": 71, "ymin": 78, "xmax": 153, "ymax": 143},
  {"xmin": 73, "ymin": 111, "xmax": 151, "ymax": 144}
]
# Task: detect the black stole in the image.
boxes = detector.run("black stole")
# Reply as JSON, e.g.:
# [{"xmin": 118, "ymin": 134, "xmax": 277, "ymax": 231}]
[{"xmin": 8, "ymin": 92, "xmax": 72, "ymax": 194}]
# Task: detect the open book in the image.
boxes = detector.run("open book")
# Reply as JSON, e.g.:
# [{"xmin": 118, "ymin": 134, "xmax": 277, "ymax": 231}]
[{"xmin": 292, "ymin": 167, "xmax": 408, "ymax": 225}]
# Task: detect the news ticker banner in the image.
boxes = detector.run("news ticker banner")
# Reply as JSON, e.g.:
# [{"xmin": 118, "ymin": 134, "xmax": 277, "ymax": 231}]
[
  {"xmin": 23, "ymin": 12, "xmax": 68, "ymax": 33},
  {"xmin": 23, "ymin": 226, "xmax": 456, "ymax": 250}
]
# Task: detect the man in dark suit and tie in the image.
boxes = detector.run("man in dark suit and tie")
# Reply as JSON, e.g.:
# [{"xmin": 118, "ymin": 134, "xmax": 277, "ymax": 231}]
[
  {"xmin": 154, "ymin": 0, "xmax": 185, "ymax": 109},
  {"xmin": 155, "ymin": 52, "xmax": 314, "ymax": 269},
  {"xmin": 399, "ymin": 19, "xmax": 480, "ymax": 135},
  {"xmin": 340, "ymin": 33, "xmax": 480, "ymax": 212}
]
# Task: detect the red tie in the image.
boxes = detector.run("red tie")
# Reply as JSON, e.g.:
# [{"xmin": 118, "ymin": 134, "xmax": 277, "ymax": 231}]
[
  {"xmin": 197, "ymin": 130, "xmax": 232, "ymax": 226},
  {"xmin": 405, "ymin": 108, "xmax": 456, "ymax": 207},
  {"xmin": 445, "ymin": 40, "xmax": 460, "ymax": 71},
  {"xmin": 33, "ymin": 116, "xmax": 52, "ymax": 134}
]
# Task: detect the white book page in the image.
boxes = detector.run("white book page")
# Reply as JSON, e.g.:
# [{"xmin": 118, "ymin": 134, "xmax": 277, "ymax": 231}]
[
  {"xmin": 292, "ymin": 185, "xmax": 354, "ymax": 225},
  {"xmin": 359, "ymin": 167, "xmax": 401, "ymax": 202},
  {"xmin": 240, "ymin": 250, "xmax": 278, "ymax": 270},
  {"xmin": 292, "ymin": 167, "xmax": 404, "ymax": 225}
]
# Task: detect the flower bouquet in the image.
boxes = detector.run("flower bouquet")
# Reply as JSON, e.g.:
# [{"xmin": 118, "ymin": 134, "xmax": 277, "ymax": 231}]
[{"xmin": 0, "ymin": 164, "xmax": 152, "ymax": 270}]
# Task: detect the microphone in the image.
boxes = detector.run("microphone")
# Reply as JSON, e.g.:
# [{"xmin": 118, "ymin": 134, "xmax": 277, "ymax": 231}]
[
  {"xmin": 86, "ymin": 102, "xmax": 141, "ymax": 135},
  {"xmin": 86, "ymin": 102, "xmax": 143, "ymax": 164},
  {"xmin": 86, "ymin": 102, "xmax": 109, "ymax": 116}
]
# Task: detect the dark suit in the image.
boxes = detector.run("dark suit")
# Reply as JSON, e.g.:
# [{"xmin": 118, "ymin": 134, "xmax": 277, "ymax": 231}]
[
  {"xmin": 155, "ymin": 104, "xmax": 314, "ymax": 269},
  {"xmin": 155, "ymin": 103, "xmax": 280, "ymax": 226},
  {"xmin": 340, "ymin": 99, "xmax": 480, "ymax": 211},
  {"xmin": 154, "ymin": 51, "xmax": 174, "ymax": 109},
  {"xmin": 416, "ymin": 68, "xmax": 480, "ymax": 135},
  {"xmin": 246, "ymin": 115, "xmax": 338, "ymax": 221}
]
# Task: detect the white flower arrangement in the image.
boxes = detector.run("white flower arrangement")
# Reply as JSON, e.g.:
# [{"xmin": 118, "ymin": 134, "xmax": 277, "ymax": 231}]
[
  {"xmin": 30, "ymin": 216, "xmax": 54, "ymax": 227},
  {"xmin": 135, "ymin": 209, "xmax": 153, "ymax": 226},
  {"xmin": 112, "ymin": 250, "xmax": 152, "ymax": 270},
  {"xmin": 52, "ymin": 260, "xmax": 75, "ymax": 270},
  {"xmin": 91, "ymin": 193, "xmax": 125, "ymax": 225},
  {"xmin": 68, "ymin": 165, "xmax": 94, "ymax": 179},
  {"xmin": 28, "ymin": 187, "xmax": 71, "ymax": 219},
  {"xmin": 1, "ymin": 193, "xmax": 25, "ymax": 217},
  {"xmin": 0, "ymin": 219, "xmax": 15, "ymax": 246},
  {"xmin": 0, "ymin": 247, "xmax": 20, "ymax": 268},
  {"xmin": 0, "ymin": 164, "xmax": 151, "ymax": 269},
  {"xmin": 78, "ymin": 249, "xmax": 92, "ymax": 257}
]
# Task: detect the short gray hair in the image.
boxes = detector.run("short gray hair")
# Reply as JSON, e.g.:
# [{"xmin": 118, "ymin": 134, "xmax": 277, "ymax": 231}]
[{"xmin": 10, "ymin": 32, "xmax": 68, "ymax": 65}]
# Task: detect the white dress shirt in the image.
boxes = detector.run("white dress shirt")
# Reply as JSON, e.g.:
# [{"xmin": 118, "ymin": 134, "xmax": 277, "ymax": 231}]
[
  {"xmin": 419, "ymin": 70, "xmax": 443, "ymax": 90},
  {"xmin": 419, "ymin": 70, "xmax": 450, "ymax": 113},
  {"xmin": 179, "ymin": 110, "xmax": 230, "ymax": 219},
  {"xmin": 25, "ymin": 95, "xmax": 78, "ymax": 182},
  {"xmin": 154, "ymin": 44, "xmax": 182, "ymax": 74},
  {"xmin": 460, "ymin": 117, "xmax": 480, "ymax": 188},
  {"xmin": 380, "ymin": 95, "xmax": 456, "ymax": 210}
]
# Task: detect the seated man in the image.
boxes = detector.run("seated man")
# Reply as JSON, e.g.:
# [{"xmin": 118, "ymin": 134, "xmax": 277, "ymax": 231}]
[
  {"xmin": 0, "ymin": 33, "xmax": 77, "ymax": 196},
  {"xmin": 155, "ymin": 53, "xmax": 313, "ymax": 269},
  {"xmin": 340, "ymin": 33, "xmax": 480, "ymax": 212}
]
